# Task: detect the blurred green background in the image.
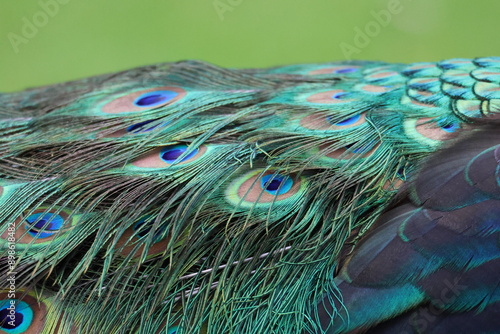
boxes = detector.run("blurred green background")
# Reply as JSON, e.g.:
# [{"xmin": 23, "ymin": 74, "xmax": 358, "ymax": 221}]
[{"xmin": 1, "ymin": 0, "xmax": 499, "ymax": 92}]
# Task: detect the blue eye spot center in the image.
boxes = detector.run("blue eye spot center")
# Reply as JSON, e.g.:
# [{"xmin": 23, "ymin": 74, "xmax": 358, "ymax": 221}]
[
  {"xmin": 335, "ymin": 67, "xmax": 358, "ymax": 74},
  {"xmin": 134, "ymin": 90, "xmax": 178, "ymax": 107},
  {"xmin": 133, "ymin": 222, "xmax": 151, "ymax": 239},
  {"xmin": 344, "ymin": 142, "xmax": 375, "ymax": 154},
  {"xmin": 0, "ymin": 308, "xmax": 23, "ymax": 329},
  {"xmin": 127, "ymin": 120, "xmax": 159, "ymax": 133},
  {"xmin": 331, "ymin": 92, "xmax": 348, "ymax": 99},
  {"xmin": 260, "ymin": 174, "xmax": 294, "ymax": 195},
  {"xmin": 160, "ymin": 144, "xmax": 199, "ymax": 164},
  {"xmin": 167, "ymin": 326, "xmax": 179, "ymax": 334},
  {"xmin": 25, "ymin": 212, "xmax": 64, "ymax": 238},
  {"xmin": 133, "ymin": 217, "xmax": 164, "ymax": 242},
  {"xmin": 0, "ymin": 300, "xmax": 33, "ymax": 332},
  {"xmin": 327, "ymin": 114, "xmax": 361, "ymax": 126},
  {"xmin": 438, "ymin": 122, "xmax": 460, "ymax": 133}
]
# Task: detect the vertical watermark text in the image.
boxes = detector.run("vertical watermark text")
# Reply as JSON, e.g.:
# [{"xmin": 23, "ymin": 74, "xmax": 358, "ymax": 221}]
[{"xmin": 2, "ymin": 221, "xmax": 17, "ymax": 328}]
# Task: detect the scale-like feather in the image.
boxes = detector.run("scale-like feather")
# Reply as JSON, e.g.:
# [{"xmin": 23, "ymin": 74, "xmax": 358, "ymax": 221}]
[{"xmin": 310, "ymin": 115, "xmax": 500, "ymax": 333}]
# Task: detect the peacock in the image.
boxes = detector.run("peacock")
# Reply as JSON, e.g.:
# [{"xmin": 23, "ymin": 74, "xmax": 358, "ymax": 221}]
[{"xmin": 0, "ymin": 57, "xmax": 499, "ymax": 334}]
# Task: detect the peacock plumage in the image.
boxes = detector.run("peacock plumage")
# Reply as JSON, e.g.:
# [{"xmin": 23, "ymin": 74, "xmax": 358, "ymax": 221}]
[{"xmin": 0, "ymin": 57, "xmax": 499, "ymax": 334}]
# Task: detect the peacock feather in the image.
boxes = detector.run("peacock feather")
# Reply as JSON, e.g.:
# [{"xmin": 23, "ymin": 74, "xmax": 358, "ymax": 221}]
[{"xmin": 1, "ymin": 57, "xmax": 499, "ymax": 333}]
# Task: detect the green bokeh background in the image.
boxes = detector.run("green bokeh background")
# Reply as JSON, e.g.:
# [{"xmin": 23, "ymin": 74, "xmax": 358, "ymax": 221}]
[{"xmin": 1, "ymin": 0, "xmax": 499, "ymax": 92}]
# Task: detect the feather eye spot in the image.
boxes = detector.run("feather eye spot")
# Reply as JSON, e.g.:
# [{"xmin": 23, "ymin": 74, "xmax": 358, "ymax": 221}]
[
  {"xmin": 411, "ymin": 118, "xmax": 461, "ymax": 142},
  {"xmin": 104, "ymin": 119, "xmax": 169, "ymax": 137},
  {"xmin": 306, "ymin": 90, "xmax": 354, "ymax": 104},
  {"xmin": 134, "ymin": 91, "xmax": 178, "ymax": 107},
  {"xmin": 0, "ymin": 299, "xmax": 33, "ymax": 333},
  {"xmin": 102, "ymin": 86, "xmax": 186, "ymax": 114},
  {"xmin": 115, "ymin": 217, "xmax": 170, "ymax": 258},
  {"xmin": 226, "ymin": 170, "xmax": 305, "ymax": 207},
  {"xmin": 301, "ymin": 113, "xmax": 366, "ymax": 130},
  {"xmin": 132, "ymin": 217, "xmax": 164, "ymax": 242},
  {"xmin": 24, "ymin": 212, "xmax": 64, "ymax": 238},
  {"xmin": 160, "ymin": 145, "xmax": 199, "ymax": 164},
  {"xmin": 308, "ymin": 66, "xmax": 360, "ymax": 75},
  {"xmin": 126, "ymin": 119, "xmax": 162, "ymax": 133},
  {"xmin": 334, "ymin": 67, "xmax": 359, "ymax": 74},
  {"xmin": 332, "ymin": 92, "xmax": 347, "ymax": 99},
  {"xmin": 131, "ymin": 144, "xmax": 206, "ymax": 169},
  {"xmin": 438, "ymin": 121, "xmax": 460, "ymax": 133},
  {"xmin": 260, "ymin": 174, "xmax": 293, "ymax": 195},
  {"xmin": 1, "ymin": 207, "xmax": 76, "ymax": 246}
]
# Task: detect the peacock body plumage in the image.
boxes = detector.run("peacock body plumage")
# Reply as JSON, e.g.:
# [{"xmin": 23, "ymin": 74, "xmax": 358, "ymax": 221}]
[{"xmin": 0, "ymin": 57, "xmax": 499, "ymax": 333}]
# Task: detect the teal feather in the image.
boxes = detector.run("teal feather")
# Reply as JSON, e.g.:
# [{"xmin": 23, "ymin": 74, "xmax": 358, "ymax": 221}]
[{"xmin": 0, "ymin": 57, "xmax": 499, "ymax": 333}]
